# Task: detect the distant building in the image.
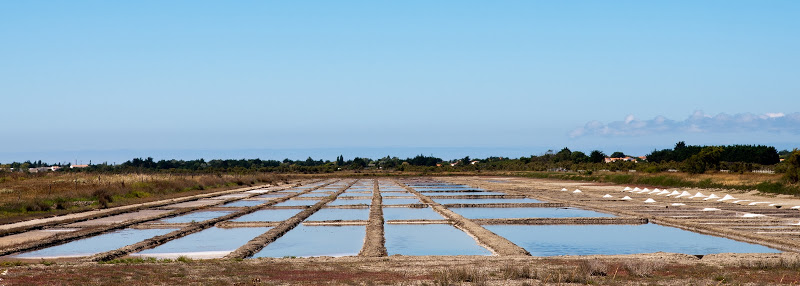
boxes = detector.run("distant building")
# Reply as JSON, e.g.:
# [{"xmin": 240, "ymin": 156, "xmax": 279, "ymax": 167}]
[
  {"xmin": 28, "ymin": 166, "xmax": 62, "ymax": 173},
  {"xmin": 70, "ymin": 164, "xmax": 89, "ymax": 169}
]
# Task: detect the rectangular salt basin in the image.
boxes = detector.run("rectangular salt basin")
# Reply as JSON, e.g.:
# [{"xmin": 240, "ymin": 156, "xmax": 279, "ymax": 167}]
[
  {"xmin": 66, "ymin": 210, "xmax": 173, "ymax": 227},
  {"xmin": 161, "ymin": 211, "xmax": 234, "ymax": 223},
  {"xmin": 420, "ymin": 191, "xmax": 506, "ymax": 196},
  {"xmin": 328, "ymin": 199, "xmax": 371, "ymax": 206},
  {"xmin": 385, "ymin": 224, "xmax": 491, "ymax": 255},
  {"xmin": 339, "ymin": 192, "xmax": 372, "ymax": 197},
  {"xmin": 433, "ymin": 198, "xmax": 545, "ymax": 204},
  {"xmin": 298, "ymin": 193, "xmax": 332, "ymax": 198},
  {"xmin": 14, "ymin": 228, "xmax": 176, "ymax": 259},
  {"xmin": 273, "ymin": 199, "xmax": 320, "ymax": 207},
  {"xmin": 383, "ymin": 207, "xmax": 444, "ymax": 220},
  {"xmin": 485, "ymin": 224, "xmax": 781, "ymax": 256},
  {"xmin": 257, "ymin": 193, "xmax": 289, "ymax": 198},
  {"xmin": 220, "ymin": 200, "xmax": 265, "ymax": 207},
  {"xmin": 380, "ymin": 192, "xmax": 416, "ymax": 197},
  {"xmin": 452, "ymin": 207, "xmax": 614, "ymax": 219},
  {"xmin": 135, "ymin": 227, "xmax": 271, "ymax": 259},
  {"xmin": 383, "ymin": 198, "xmax": 421, "ymax": 205},
  {"xmin": 253, "ymin": 225, "xmax": 365, "ymax": 258},
  {"xmin": 307, "ymin": 208, "xmax": 370, "ymax": 221},
  {"xmin": 232, "ymin": 209, "xmax": 301, "ymax": 222}
]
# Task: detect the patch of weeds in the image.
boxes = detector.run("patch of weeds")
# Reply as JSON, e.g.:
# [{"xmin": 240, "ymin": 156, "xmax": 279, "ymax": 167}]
[
  {"xmin": 0, "ymin": 261, "xmax": 26, "ymax": 267},
  {"xmin": 176, "ymin": 256, "xmax": 193, "ymax": 263},
  {"xmin": 40, "ymin": 259, "xmax": 56, "ymax": 266},
  {"xmin": 623, "ymin": 260, "xmax": 665, "ymax": 277},
  {"xmin": 579, "ymin": 259, "xmax": 608, "ymax": 276},
  {"xmin": 497, "ymin": 264, "xmax": 538, "ymax": 280},
  {"xmin": 99, "ymin": 257, "xmax": 159, "ymax": 264},
  {"xmin": 739, "ymin": 257, "xmax": 800, "ymax": 270},
  {"xmin": 433, "ymin": 267, "xmax": 487, "ymax": 286}
]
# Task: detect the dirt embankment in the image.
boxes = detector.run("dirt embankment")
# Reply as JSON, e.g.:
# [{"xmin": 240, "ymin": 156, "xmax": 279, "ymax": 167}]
[
  {"xmin": 225, "ymin": 180, "xmax": 358, "ymax": 259},
  {"xmin": 396, "ymin": 180, "xmax": 530, "ymax": 257},
  {"xmin": 359, "ymin": 179, "xmax": 387, "ymax": 257}
]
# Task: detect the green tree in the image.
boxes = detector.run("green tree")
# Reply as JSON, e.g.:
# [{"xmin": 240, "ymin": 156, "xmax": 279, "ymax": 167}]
[
  {"xmin": 784, "ymin": 149, "xmax": 800, "ymax": 184},
  {"xmin": 589, "ymin": 150, "xmax": 606, "ymax": 163},
  {"xmin": 610, "ymin": 152, "xmax": 626, "ymax": 158},
  {"xmin": 553, "ymin": 148, "xmax": 572, "ymax": 162}
]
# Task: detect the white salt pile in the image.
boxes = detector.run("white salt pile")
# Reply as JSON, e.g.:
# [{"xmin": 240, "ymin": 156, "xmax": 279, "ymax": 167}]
[
  {"xmin": 573, "ymin": 189, "xmax": 583, "ymax": 194},
  {"xmin": 690, "ymin": 192, "xmax": 707, "ymax": 199},
  {"xmin": 644, "ymin": 198, "xmax": 656, "ymax": 203},
  {"xmin": 748, "ymin": 202, "xmax": 770, "ymax": 206},
  {"xmin": 623, "ymin": 187, "xmax": 632, "ymax": 191},
  {"xmin": 717, "ymin": 194, "xmax": 736, "ymax": 202},
  {"xmin": 640, "ymin": 188, "xmax": 651, "ymax": 193},
  {"xmin": 621, "ymin": 196, "xmax": 632, "ymax": 200},
  {"xmin": 666, "ymin": 191, "xmax": 681, "ymax": 197},
  {"xmin": 702, "ymin": 208, "xmax": 720, "ymax": 211},
  {"xmin": 561, "ymin": 188, "xmax": 568, "ymax": 192},
  {"xmin": 632, "ymin": 187, "xmax": 641, "ymax": 192},
  {"xmin": 657, "ymin": 190, "xmax": 671, "ymax": 195},
  {"xmin": 675, "ymin": 191, "xmax": 693, "ymax": 198},
  {"xmin": 672, "ymin": 203, "xmax": 686, "ymax": 206},
  {"xmin": 741, "ymin": 213, "xmax": 765, "ymax": 218},
  {"xmin": 732, "ymin": 200, "xmax": 752, "ymax": 204},
  {"xmin": 602, "ymin": 194, "xmax": 613, "ymax": 198},
  {"xmin": 791, "ymin": 206, "xmax": 800, "ymax": 209},
  {"xmin": 704, "ymin": 194, "xmax": 720, "ymax": 200}
]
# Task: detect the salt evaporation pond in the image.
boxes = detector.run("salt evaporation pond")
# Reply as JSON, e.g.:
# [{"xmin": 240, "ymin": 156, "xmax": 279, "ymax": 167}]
[
  {"xmin": 14, "ymin": 228, "xmax": 176, "ymax": 259},
  {"xmin": 257, "ymin": 193, "xmax": 289, "ymax": 198},
  {"xmin": 135, "ymin": 227, "xmax": 271, "ymax": 259},
  {"xmin": 339, "ymin": 192, "xmax": 372, "ymax": 197},
  {"xmin": 380, "ymin": 192, "xmax": 416, "ymax": 197},
  {"xmin": 452, "ymin": 207, "xmax": 614, "ymax": 219},
  {"xmin": 161, "ymin": 211, "xmax": 233, "ymax": 223},
  {"xmin": 485, "ymin": 224, "xmax": 780, "ymax": 256},
  {"xmin": 382, "ymin": 198, "xmax": 421, "ymax": 205},
  {"xmin": 385, "ymin": 224, "xmax": 491, "ymax": 255},
  {"xmin": 421, "ymin": 191, "xmax": 507, "ymax": 196},
  {"xmin": 232, "ymin": 209, "xmax": 300, "ymax": 222},
  {"xmin": 253, "ymin": 225, "xmax": 365, "ymax": 258},
  {"xmin": 298, "ymin": 193, "xmax": 331, "ymax": 198},
  {"xmin": 432, "ymin": 198, "xmax": 544, "ymax": 204},
  {"xmin": 328, "ymin": 199, "xmax": 371, "ymax": 206},
  {"xmin": 382, "ymin": 207, "xmax": 443, "ymax": 220},
  {"xmin": 273, "ymin": 199, "xmax": 319, "ymax": 207},
  {"xmin": 220, "ymin": 200, "xmax": 265, "ymax": 207},
  {"xmin": 306, "ymin": 208, "xmax": 370, "ymax": 221}
]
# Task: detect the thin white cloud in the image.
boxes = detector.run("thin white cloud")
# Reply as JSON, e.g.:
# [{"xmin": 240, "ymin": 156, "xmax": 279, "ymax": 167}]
[{"xmin": 570, "ymin": 111, "xmax": 800, "ymax": 138}]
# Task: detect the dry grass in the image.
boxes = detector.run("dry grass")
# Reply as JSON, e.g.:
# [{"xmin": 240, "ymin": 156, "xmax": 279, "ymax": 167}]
[{"xmin": 0, "ymin": 172, "xmax": 288, "ymax": 223}]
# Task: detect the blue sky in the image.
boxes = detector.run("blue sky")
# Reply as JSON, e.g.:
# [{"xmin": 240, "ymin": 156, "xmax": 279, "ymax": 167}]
[{"xmin": 2, "ymin": 1, "xmax": 799, "ymax": 162}]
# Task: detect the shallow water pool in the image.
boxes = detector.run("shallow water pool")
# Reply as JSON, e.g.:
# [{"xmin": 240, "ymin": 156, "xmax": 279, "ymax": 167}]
[
  {"xmin": 14, "ymin": 228, "xmax": 176, "ymax": 258},
  {"xmin": 273, "ymin": 199, "xmax": 320, "ymax": 207},
  {"xmin": 327, "ymin": 199, "xmax": 371, "ymax": 206},
  {"xmin": 382, "ymin": 198, "xmax": 421, "ymax": 205},
  {"xmin": 385, "ymin": 224, "xmax": 490, "ymax": 255},
  {"xmin": 135, "ymin": 227, "xmax": 271, "ymax": 259},
  {"xmin": 220, "ymin": 200, "xmax": 265, "ymax": 207},
  {"xmin": 432, "ymin": 198, "xmax": 545, "ymax": 204},
  {"xmin": 485, "ymin": 224, "xmax": 780, "ymax": 256},
  {"xmin": 382, "ymin": 207, "xmax": 443, "ymax": 220},
  {"xmin": 161, "ymin": 211, "xmax": 234, "ymax": 223},
  {"xmin": 451, "ymin": 208, "xmax": 614, "ymax": 219},
  {"xmin": 253, "ymin": 225, "xmax": 365, "ymax": 258},
  {"xmin": 307, "ymin": 208, "xmax": 370, "ymax": 221},
  {"xmin": 232, "ymin": 209, "xmax": 300, "ymax": 222}
]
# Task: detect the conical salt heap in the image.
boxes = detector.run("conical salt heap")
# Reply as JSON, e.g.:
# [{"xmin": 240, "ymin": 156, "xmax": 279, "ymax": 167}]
[
  {"xmin": 704, "ymin": 194, "xmax": 720, "ymax": 200},
  {"xmin": 603, "ymin": 194, "xmax": 613, "ymax": 198},
  {"xmin": 717, "ymin": 194, "xmax": 735, "ymax": 202},
  {"xmin": 644, "ymin": 198, "xmax": 656, "ymax": 203},
  {"xmin": 621, "ymin": 196, "xmax": 632, "ymax": 200}
]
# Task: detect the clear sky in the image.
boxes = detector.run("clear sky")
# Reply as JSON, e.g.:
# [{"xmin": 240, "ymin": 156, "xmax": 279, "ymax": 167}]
[{"xmin": 2, "ymin": 1, "xmax": 799, "ymax": 162}]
